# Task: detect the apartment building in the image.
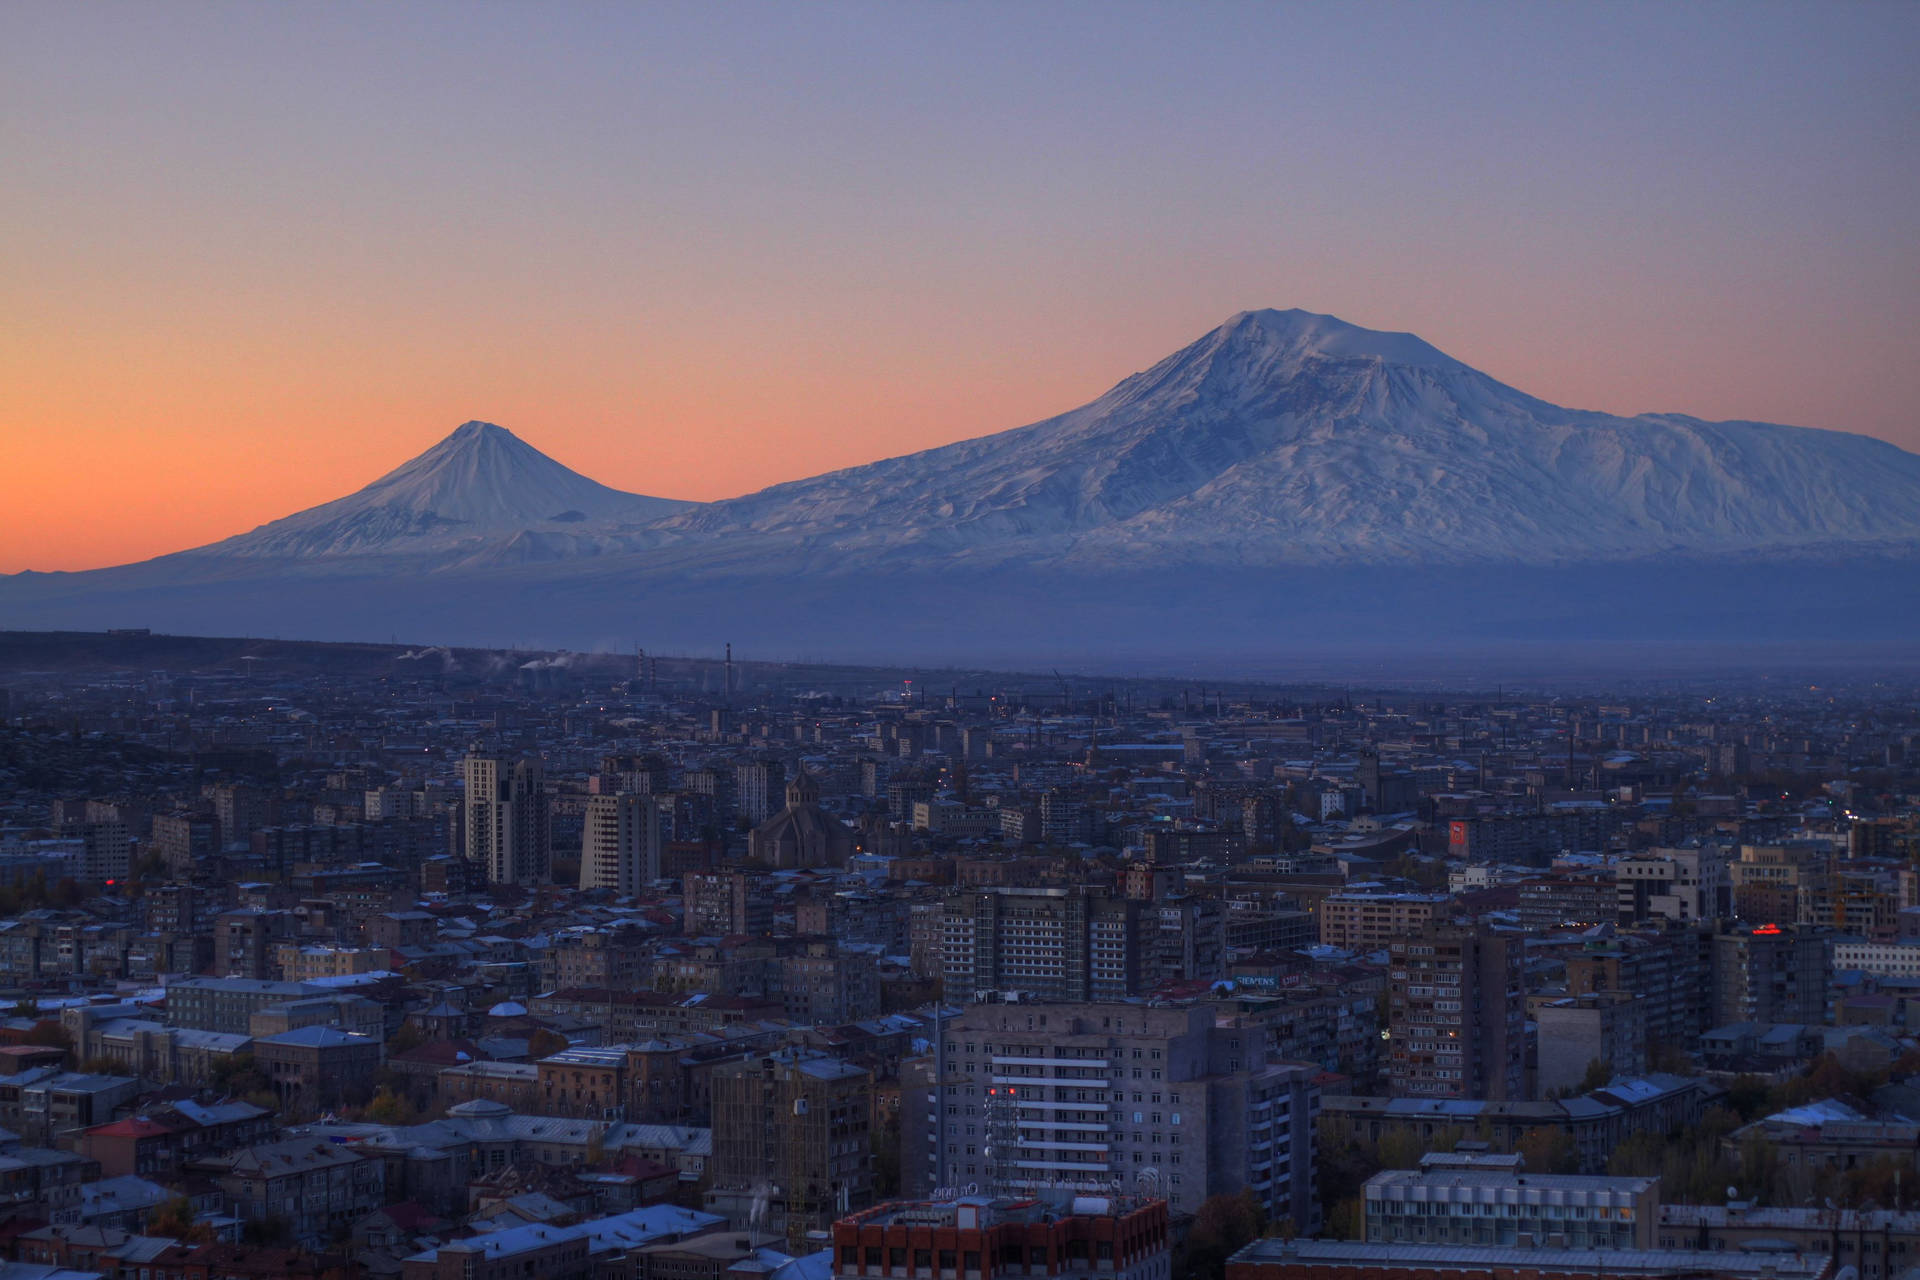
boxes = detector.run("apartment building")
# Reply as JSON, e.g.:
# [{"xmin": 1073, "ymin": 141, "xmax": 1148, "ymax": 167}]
[
  {"xmin": 706, "ymin": 1051, "xmax": 874, "ymax": 1247},
  {"xmin": 1364, "ymin": 1159, "xmax": 1659, "ymax": 1249},
  {"xmin": 1318, "ymin": 893, "xmax": 1447, "ymax": 952},
  {"xmin": 909, "ymin": 1002, "xmax": 1319, "ymax": 1230},
  {"xmin": 1387, "ymin": 922, "xmax": 1524, "ymax": 1101}
]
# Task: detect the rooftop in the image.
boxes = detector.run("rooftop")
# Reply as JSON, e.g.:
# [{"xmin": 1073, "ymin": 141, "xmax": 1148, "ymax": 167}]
[
  {"xmin": 1229, "ymin": 1238, "xmax": 1830, "ymax": 1279},
  {"xmin": 840, "ymin": 1193, "xmax": 1161, "ymax": 1231}
]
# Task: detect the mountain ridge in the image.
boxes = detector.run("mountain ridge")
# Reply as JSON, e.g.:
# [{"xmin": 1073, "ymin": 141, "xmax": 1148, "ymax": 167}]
[
  {"xmin": 638, "ymin": 307, "xmax": 1920, "ymax": 567},
  {"xmin": 5, "ymin": 307, "xmax": 1919, "ymax": 664}
]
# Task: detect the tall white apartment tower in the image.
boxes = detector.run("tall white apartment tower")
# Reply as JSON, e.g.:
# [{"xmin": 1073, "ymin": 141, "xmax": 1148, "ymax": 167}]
[
  {"xmin": 462, "ymin": 750, "xmax": 550, "ymax": 885},
  {"xmin": 580, "ymin": 792, "xmax": 662, "ymax": 894}
]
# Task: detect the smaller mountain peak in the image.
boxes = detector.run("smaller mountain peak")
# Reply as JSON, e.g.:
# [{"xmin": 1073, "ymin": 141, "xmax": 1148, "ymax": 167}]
[{"xmin": 1214, "ymin": 308, "xmax": 1456, "ymax": 368}]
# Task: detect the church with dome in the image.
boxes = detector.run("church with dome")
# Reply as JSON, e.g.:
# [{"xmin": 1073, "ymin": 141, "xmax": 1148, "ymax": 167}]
[{"xmin": 747, "ymin": 766, "xmax": 855, "ymax": 868}]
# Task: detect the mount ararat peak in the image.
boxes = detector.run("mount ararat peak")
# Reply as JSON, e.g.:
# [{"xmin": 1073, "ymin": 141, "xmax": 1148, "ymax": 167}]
[{"xmin": 647, "ymin": 308, "xmax": 1920, "ymax": 567}]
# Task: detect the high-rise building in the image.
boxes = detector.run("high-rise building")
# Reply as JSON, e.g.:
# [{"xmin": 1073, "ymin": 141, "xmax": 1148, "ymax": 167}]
[
  {"xmin": 1711, "ymin": 922, "xmax": 1830, "ymax": 1027},
  {"xmin": 707, "ymin": 1051, "xmax": 874, "ymax": 1248},
  {"xmin": 150, "ymin": 811, "xmax": 218, "ymax": 877},
  {"xmin": 941, "ymin": 887, "xmax": 1136, "ymax": 1003},
  {"xmin": 939, "ymin": 887, "xmax": 1224, "ymax": 1003},
  {"xmin": 735, "ymin": 758, "xmax": 788, "ymax": 827},
  {"xmin": 683, "ymin": 766, "xmax": 737, "ymax": 823},
  {"xmin": 362, "ymin": 786, "xmax": 418, "ymax": 821},
  {"xmin": 78, "ymin": 820, "xmax": 130, "ymax": 885},
  {"xmin": 1563, "ymin": 922, "xmax": 1713, "ymax": 1052},
  {"xmin": 462, "ymin": 750, "xmax": 550, "ymax": 885},
  {"xmin": 1616, "ymin": 847, "xmax": 1730, "ymax": 924},
  {"xmin": 683, "ymin": 869, "xmax": 773, "ymax": 938},
  {"xmin": 1534, "ymin": 992, "xmax": 1647, "ymax": 1095},
  {"xmin": 1388, "ymin": 922, "xmax": 1524, "ymax": 1101},
  {"xmin": 1039, "ymin": 790, "xmax": 1094, "ymax": 845},
  {"xmin": 208, "ymin": 783, "xmax": 269, "ymax": 847},
  {"xmin": 579, "ymin": 792, "xmax": 662, "ymax": 893},
  {"xmin": 1318, "ymin": 892, "xmax": 1448, "ymax": 952},
  {"xmin": 908, "ymin": 1002, "xmax": 1319, "ymax": 1229}
]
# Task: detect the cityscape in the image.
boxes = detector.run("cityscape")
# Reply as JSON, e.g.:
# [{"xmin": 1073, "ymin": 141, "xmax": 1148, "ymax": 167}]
[
  {"xmin": 3, "ymin": 4, "xmax": 1916, "ymax": 1280},
  {"xmin": 0, "ymin": 635, "xmax": 1911, "ymax": 1280}
]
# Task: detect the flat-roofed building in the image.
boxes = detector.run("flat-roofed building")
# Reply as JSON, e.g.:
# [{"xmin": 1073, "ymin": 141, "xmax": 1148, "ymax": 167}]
[
  {"xmin": 832, "ymin": 1193, "xmax": 1170, "ymax": 1280},
  {"xmin": 1318, "ymin": 892, "xmax": 1446, "ymax": 952},
  {"xmin": 1225, "ymin": 1239, "xmax": 1831, "ymax": 1280},
  {"xmin": 1363, "ymin": 1159, "xmax": 1659, "ymax": 1249}
]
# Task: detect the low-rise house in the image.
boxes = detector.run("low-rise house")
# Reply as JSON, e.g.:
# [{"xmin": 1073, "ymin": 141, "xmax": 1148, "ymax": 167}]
[
  {"xmin": 7, "ymin": 1073, "xmax": 141, "ymax": 1144},
  {"xmin": 76, "ymin": 1099, "xmax": 274, "ymax": 1177},
  {"xmin": 400, "ymin": 1204, "xmax": 724, "ymax": 1280},
  {"xmin": 58, "ymin": 1174, "xmax": 170, "ymax": 1231},
  {"xmin": 218, "ymin": 1137, "xmax": 386, "ymax": 1247},
  {"xmin": 253, "ymin": 1025, "xmax": 381, "ymax": 1111}
]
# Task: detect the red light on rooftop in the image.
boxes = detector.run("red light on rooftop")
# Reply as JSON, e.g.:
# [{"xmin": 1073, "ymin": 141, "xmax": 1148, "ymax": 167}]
[{"xmin": 1752, "ymin": 923, "xmax": 1782, "ymax": 935}]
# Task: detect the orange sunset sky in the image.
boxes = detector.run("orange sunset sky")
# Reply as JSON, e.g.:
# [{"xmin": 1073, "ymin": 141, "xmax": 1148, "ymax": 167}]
[{"xmin": 4, "ymin": 3, "xmax": 1916, "ymax": 574}]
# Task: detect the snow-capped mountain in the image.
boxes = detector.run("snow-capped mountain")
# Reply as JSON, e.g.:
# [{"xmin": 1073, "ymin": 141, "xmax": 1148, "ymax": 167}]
[
  {"xmin": 5, "ymin": 310, "xmax": 1919, "ymax": 666},
  {"xmin": 196, "ymin": 420, "xmax": 694, "ymax": 561},
  {"xmin": 647, "ymin": 308, "xmax": 1920, "ymax": 568}
]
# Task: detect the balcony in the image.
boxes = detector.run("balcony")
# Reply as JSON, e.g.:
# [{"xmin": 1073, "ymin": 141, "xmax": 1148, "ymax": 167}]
[
  {"xmin": 992, "ymin": 1057, "xmax": 1110, "ymax": 1069},
  {"xmin": 1013, "ymin": 1158, "xmax": 1115, "ymax": 1172},
  {"xmin": 1020, "ymin": 1140, "xmax": 1110, "ymax": 1152}
]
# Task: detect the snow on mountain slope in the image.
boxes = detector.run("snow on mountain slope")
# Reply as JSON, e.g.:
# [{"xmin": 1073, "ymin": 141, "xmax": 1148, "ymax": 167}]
[
  {"xmin": 646, "ymin": 309, "xmax": 1920, "ymax": 567},
  {"xmin": 198, "ymin": 421, "xmax": 695, "ymax": 559}
]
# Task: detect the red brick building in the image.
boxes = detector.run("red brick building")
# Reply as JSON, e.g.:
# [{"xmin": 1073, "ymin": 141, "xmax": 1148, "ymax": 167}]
[{"xmin": 832, "ymin": 1195, "xmax": 1169, "ymax": 1280}]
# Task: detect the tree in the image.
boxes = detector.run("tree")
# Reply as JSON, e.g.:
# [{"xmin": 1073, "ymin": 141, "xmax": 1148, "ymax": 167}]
[
  {"xmin": 364, "ymin": 1087, "xmax": 416, "ymax": 1125},
  {"xmin": 1723, "ymin": 1074, "xmax": 1773, "ymax": 1121},
  {"xmin": 1515, "ymin": 1127, "xmax": 1579, "ymax": 1175},
  {"xmin": 242, "ymin": 1215, "xmax": 293, "ymax": 1247},
  {"xmin": 1648, "ymin": 1040, "xmax": 1700, "ymax": 1076},
  {"xmin": 1315, "ymin": 1118, "xmax": 1380, "ymax": 1241},
  {"xmin": 1182, "ymin": 1189, "xmax": 1267, "ymax": 1280},
  {"xmin": 526, "ymin": 1027, "xmax": 567, "ymax": 1061},
  {"xmin": 149, "ymin": 1195, "xmax": 217, "ymax": 1244},
  {"xmin": 1577, "ymin": 1058, "xmax": 1613, "ymax": 1095},
  {"xmin": 24, "ymin": 1020, "xmax": 71, "ymax": 1052}
]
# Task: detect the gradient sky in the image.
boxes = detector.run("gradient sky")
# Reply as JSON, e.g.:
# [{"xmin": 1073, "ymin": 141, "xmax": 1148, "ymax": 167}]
[{"xmin": 3, "ymin": 1, "xmax": 1916, "ymax": 572}]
